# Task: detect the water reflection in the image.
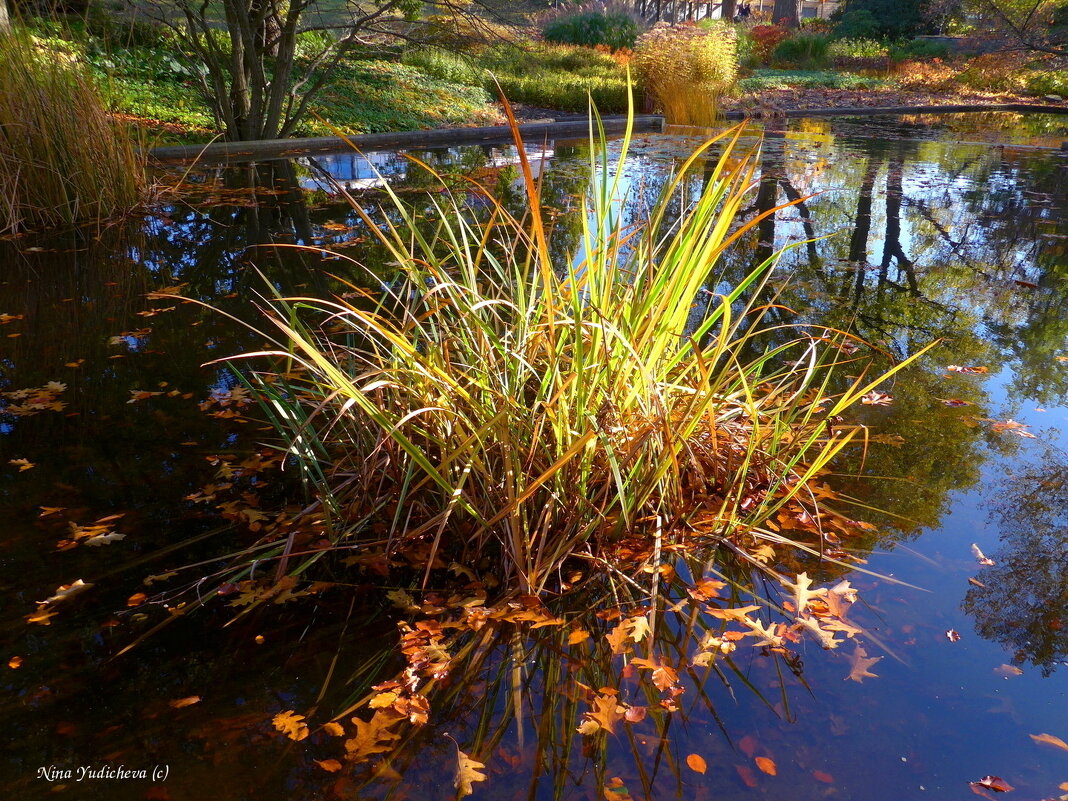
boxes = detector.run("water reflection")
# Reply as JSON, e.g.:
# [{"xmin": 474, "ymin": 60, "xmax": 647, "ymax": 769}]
[
  {"xmin": 2, "ymin": 113, "xmax": 1068, "ymax": 801},
  {"xmin": 965, "ymin": 448, "xmax": 1068, "ymax": 675}
]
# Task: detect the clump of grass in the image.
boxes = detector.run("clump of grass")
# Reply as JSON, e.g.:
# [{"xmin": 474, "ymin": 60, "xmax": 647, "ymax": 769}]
[
  {"xmin": 772, "ymin": 33, "xmax": 830, "ymax": 68},
  {"xmin": 481, "ymin": 42, "xmax": 631, "ymax": 112},
  {"xmin": 542, "ymin": 10, "xmax": 641, "ymax": 51},
  {"xmin": 0, "ymin": 29, "xmax": 144, "ymax": 233},
  {"xmin": 634, "ymin": 22, "xmax": 738, "ymax": 126},
  {"xmin": 223, "ymin": 106, "xmax": 926, "ymax": 597}
]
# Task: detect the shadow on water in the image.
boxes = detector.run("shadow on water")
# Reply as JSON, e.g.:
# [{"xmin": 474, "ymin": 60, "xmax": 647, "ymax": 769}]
[{"xmin": 2, "ymin": 113, "xmax": 1068, "ymax": 800}]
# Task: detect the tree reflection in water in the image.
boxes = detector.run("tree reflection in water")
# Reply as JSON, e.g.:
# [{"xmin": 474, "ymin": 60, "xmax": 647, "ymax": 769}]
[{"xmin": 964, "ymin": 449, "xmax": 1068, "ymax": 675}]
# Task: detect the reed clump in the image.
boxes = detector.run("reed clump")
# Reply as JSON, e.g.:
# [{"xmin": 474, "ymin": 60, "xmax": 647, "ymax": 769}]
[
  {"xmin": 0, "ymin": 29, "xmax": 144, "ymax": 233},
  {"xmin": 224, "ymin": 107, "xmax": 925, "ymax": 598},
  {"xmin": 634, "ymin": 22, "xmax": 738, "ymax": 126}
]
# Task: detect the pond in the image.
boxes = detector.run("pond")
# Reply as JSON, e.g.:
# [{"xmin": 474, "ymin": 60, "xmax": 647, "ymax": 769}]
[{"xmin": 2, "ymin": 111, "xmax": 1068, "ymax": 801}]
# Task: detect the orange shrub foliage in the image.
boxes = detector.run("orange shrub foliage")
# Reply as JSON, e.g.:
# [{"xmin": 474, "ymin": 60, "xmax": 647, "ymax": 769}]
[{"xmin": 749, "ymin": 25, "xmax": 789, "ymax": 64}]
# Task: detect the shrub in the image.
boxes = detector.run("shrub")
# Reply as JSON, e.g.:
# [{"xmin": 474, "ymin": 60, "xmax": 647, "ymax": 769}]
[
  {"xmin": 635, "ymin": 22, "xmax": 738, "ymax": 126},
  {"xmin": 749, "ymin": 24, "xmax": 789, "ymax": 63},
  {"xmin": 956, "ymin": 52, "xmax": 1028, "ymax": 93},
  {"xmin": 1024, "ymin": 69, "xmax": 1068, "ymax": 97},
  {"xmin": 891, "ymin": 37, "xmax": 951, "ymax": 61},
  {"xmin": 0, "ymin": 30, "xmax": 144, "ymax": 233},
  {"xmin": 831, "ymin": 9, "xmax": 882, "ymax": 40},
  {"xmin": 835, "ymin": 0, "xmax": 927, "ymax": 38},
  {"xmin": 827, "ymin": 36, "xmax": 889, "ymax": 69},
  {"xmin": 772, "ymin": 33, "xmax": 830, "ymax": 67},
  {"xmin": 542, "ymin": 11, "xmax": 640, "ymax": 51}
]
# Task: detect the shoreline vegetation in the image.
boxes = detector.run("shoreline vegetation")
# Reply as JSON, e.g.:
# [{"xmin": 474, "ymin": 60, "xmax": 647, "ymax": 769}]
[{"xmin": 7, "ymin": 6, "xmax": 1066, "ymax": 147}]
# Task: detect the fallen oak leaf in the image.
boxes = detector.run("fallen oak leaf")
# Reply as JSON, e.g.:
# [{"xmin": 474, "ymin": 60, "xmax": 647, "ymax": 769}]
[
  {"xmin": 272, "ymin": 710, "xmax": 310, "ymax": 741},
  {"xmin": 845, "ymin": 645, "xmax": 882, "ymax": 682},
  {"xmin": 455, "ymin": 749, "xmax": 487, "ymax": 798}
]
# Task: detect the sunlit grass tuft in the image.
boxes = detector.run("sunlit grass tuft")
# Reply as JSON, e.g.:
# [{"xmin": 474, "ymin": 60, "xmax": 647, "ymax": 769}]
[
  {"xmin": 0, "ymin": 28, "xmax": 144, "ymax": 233},
  {"xmin": 221, "ymin": 99, "xmax": 927, "ymax": 599}
]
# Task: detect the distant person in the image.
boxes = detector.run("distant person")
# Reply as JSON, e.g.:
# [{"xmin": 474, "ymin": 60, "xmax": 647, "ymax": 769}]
[{"xmin": 738, "ymin": 3, "xmax": 751, "ymax": 19}]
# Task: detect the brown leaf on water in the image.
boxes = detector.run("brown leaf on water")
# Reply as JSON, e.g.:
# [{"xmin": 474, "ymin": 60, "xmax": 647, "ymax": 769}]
[
  {"xmin": 948, "ymin": 365, "xmax": 989, "ymax": 374},
  {"xmin": 583, "ymin": 693, "xmax": 626, "ymax": 734},
  {"xmin": 938, "ymin": 398, "xmax": 974, "ymax": 407},
  {"xmin": 686, "ymin": 753, "xmax": 707, "ymax": 774},
  {"xmin": 969, "ymin": 776, "xmax": 1014, "ymax": 793},
  {"xmin": 272, "ymin": 710, "xmax": 310, "ymax": 741},
  {"xmin": 993, "ymin": 664, "xmax": 1023, "ymax": 678},
  {"xmin": 812, "ymin": 770, "xmax": 835, "ymax": 783},
  {"xmin": 861, "ymin": 391, "xmax": 893, "ymax": 406},
  {"xmin": 8, "ymin": 656, "xmax": 23, "ymax": 669},
  {"xmin": 946, "ymin": 629, "xmax": 961, "ymax": 642},
  {"xmin": 169, "ymin": 696, "xmax": 201, "ymax": 709},
  {"xmin": 606, "ymin": 618, "xmax": 635, "ymax": 654},
  {"xmin": 604, "ymin": 777, "xmax": 634, "ymax": 800},
  {"xmin": 624, "ymin": 705, "xmax": 647, "ymax": 723},
  {"xmin": 315, "ymin": 759, "xmax": 342, "ymax": 773},
  {"xmin": 1031, "ymin": 733, "xmax": 1068, "ymax": 753},
  {"xmin": 8, "ymin": 458, "xmax": 34, "ymax": 471},
  {"xmin": 455, "ymin": 750, "xmax": 487, "ymax": 798},
  {"xmin": 322, "ymin": 721, "xmax": 345, "ymax": 736},
  {"xmin": 126, "ymin": 593, "xmax": 147, "ymax": 607},
  {"xmin": 845, "ymin": 645, "xmax": 882, "ymax": 682},
  {"xmin": 568, "ymin": 628, "xmax": 591, "ymax": 645},
  {"xmin": 971, "ymin": 544, "xmax": 996, "ymax": 566},
  {"xmin": 755, "ymin": 756, "xmax": 777, "ymax": 776}
]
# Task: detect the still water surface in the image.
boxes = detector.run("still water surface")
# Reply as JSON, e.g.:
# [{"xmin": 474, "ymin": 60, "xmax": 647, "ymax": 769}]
[{"xmin": 2, "ymin": 112, "xmax": 1067, "ymax": 800}]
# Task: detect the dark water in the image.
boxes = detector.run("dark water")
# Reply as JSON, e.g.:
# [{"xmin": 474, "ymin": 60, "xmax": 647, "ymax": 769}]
[{"xmin": 2, "ymin": 112, "xmax": 1067, "ymax": 800}]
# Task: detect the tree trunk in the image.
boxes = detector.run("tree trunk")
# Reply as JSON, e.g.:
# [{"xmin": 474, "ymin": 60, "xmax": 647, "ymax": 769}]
[
  {"xmin": 772, "ymin": 0, "xmax": 799, "ymax": 27},
  {"xmin": 722, "ymin": 0, "xmax": 737, "ymax": 19},
  {"xmin": 0, "ymin": 0, "xmax": 10, "ymax": 34}
]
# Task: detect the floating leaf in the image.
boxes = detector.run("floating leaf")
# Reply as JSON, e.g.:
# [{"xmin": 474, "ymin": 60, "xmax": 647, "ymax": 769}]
[
  {"xmin": 126, "ymin": 592, "xmax": 147, "ymax": 607},
  {"xmin": 994, "ymin": 665, "xmax": 1023, "ymax": 678},
  {"xmin": 272, "ymin": 710, "xmax": 310, "ymax": 741},
  {"xmin": 946, "ymin": 629, "xmax": 961, "ymax": 642},
  {"xmin": 755, "ymin": 756, "xmax": 778, "ymax": 776},
  {"xmin": 315, "ymin": 759, "xmax": 342, "ymax": 773},
  {"xmin": 948, "ymin": 365, "xmax": 989, "ymax": 374},
  {"xmin": 169, "ymin": 696, "xmax": 201, "ymax": 709},
  {"xmin": 969, "ymin": 776, "xmax": 1014, "ymax": 793},
  {"xmin": 861, "ymin": 391, "xmax": 893, "ymax": 406},
  {"xmin": 8, "ymin": 458, "xmax": 34, "ymax": 471},
  {"xmin": 604, "ymin": 778, "xmax": 633, "ymax": 800},
  {"xmin": 971, "ymin": 544, "xmax": 996, "ymax": 566},
  {"xmin": 686, "ymin": 754, "xmax": 707, "ymax": 774},
  {"xmin": 938, "ymin": 398, "xmax": 974, "ymax": 407},
  {"xmin": 624, "ymin": 705, "xmax": 647, "ymax": 723},
  {"xmin": 1031, "ymin": 733, "xmax": 1068, "ymax": 753},
  {"xmin": 812, "ymin": 770, "xmax": 835, "ymax": 783},
  {"xmin": 323, "ymin": 721, "xmax": 345, "ymax": 737},
  {"xmin": 845, "ymin": 645, "xmax": 881, "ymax": 683},
  {"xmin": 455, "ymin": 750, "xmax": 487, "ymax": 798},
  {"xmin": 8, "ymin": 656, "xmax": 23, "ymax": 669}
]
